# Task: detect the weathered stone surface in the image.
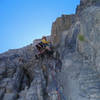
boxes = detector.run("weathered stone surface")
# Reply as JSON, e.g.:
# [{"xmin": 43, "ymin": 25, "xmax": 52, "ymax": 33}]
[
  {"xmin": 76, "ymin": 0, "xmax": 100, "ymax": 14},
  {"xmin": 77, "ymin": 6, "xmax": 100, "ymax": 68},
  {"xmin": 0, "ymin": 88, "xmax": 5, "ymax": 100},
  {"xmin": 51, "ymin": 14, "xmax": 77, "ymax": 47},
  {"xmin": 1, "ymin": 0, "xmax": 100, "ymax": 100},
  {"xmin": 3, "ymin": 93, "xmax": 17, "ymax": 100}
]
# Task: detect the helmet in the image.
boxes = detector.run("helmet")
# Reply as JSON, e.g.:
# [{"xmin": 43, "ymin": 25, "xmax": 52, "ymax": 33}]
[{"xmin": 42, "ymin": 36, "xmax": 47, "ymax": 40}]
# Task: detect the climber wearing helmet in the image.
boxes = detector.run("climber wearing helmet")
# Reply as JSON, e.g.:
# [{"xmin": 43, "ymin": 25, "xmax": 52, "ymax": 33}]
[
  {"xmin": 41, "ymin": 36, "xmax": 51, "ymax": 50},
  {"xmin": 36, "ymin": 36, "xmax": 50, "ymax": 50},
  {"xmin": 35, "ymin": 36, "xmax": 53, "ymax": 59}
]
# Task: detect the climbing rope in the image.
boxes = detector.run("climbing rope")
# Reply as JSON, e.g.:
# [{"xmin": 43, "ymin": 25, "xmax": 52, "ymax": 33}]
[
  {"xmin": 40, "ymin": 56, "xmax": 65, "ymax": 100},
  {"xmin": 50, "ymin": 69, "xmax": 62, "ymax": 100},
  {"xmin": 56, "ymin": 89, "xmax": 61, "ymax": 100},
  {"xmin": 50, "ymin": 67, "xmax": 66, "ymax": 100}
]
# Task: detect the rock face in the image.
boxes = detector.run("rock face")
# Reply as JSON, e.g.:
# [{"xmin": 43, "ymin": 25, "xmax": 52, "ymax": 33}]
[
  {"xmin": 76, "ymin": 0, "xmax": 100, "ymax": 14},
  {"xmin": 51, "ymin": 0, "xmax": 100, "ymax": 100},
  {"xmin": 1, "ymin": 0, "xmax": 100, "ymax": 100},
  {"xmin": 51, "ymin": 14, "xmax": 76, "ymax": 47},
  {"xmin": 0, "ymin": 41, "xmax": 63, "ymax": 100}
]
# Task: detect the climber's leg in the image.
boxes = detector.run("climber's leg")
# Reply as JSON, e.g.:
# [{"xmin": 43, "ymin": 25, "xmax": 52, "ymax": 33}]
[{"xmin": 36, "ymin": 44, "xmax": 41, "ymax": 51}]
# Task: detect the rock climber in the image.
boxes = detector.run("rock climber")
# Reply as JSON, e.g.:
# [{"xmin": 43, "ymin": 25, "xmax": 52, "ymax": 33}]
[{"xmin": 35, "ymin": 36, "xmax": 53, "ymax": 59}]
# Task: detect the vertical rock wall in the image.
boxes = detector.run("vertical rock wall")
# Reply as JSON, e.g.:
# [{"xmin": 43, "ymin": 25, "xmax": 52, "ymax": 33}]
[{"xmin": 1, "ymin": 0, "xmax": 100, "ymax": 100}]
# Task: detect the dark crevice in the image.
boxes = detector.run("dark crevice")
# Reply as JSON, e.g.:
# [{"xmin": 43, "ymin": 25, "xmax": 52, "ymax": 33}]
[{"xmin": 19, "ymin": 68, "xmax": 31, "ymax": 91}]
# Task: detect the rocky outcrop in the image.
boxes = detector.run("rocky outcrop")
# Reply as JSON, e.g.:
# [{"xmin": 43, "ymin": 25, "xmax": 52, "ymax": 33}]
[
  {"xmin": 51, "ymin": 0, "xmax": 100, "ymax": 100},
  {"xmin": 76, "ymin": 0, "xmax": 100, "ymax": 14},
  {"xmin": 51, "ymin": 14, "xmax": 77, "ymax": 48},
  {"xmin": 56, "ymin": 1, "xmax": 100, "ymax": 100},
  {"xmin": 0, "ymin": 40, "xmax": 63, "ymax": 100},
  {"xmin": 1, "ymin": 0, "xmax": 100, "ymax": 100}
]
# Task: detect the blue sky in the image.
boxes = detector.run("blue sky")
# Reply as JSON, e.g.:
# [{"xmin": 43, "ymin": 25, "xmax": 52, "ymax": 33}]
[{"xmin": 0, "ymin": 0, "xmax": 80, "ymax": 53}]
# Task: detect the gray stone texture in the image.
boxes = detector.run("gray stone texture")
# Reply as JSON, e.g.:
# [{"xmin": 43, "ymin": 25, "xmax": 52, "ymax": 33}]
[{"xmin": 1, "ymin": 0, "xmax": 100, "ymax": 100}]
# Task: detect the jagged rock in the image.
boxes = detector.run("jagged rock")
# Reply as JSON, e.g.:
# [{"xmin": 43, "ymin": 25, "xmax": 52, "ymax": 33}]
[
  {"xmin": 80, "ymin": 0, "xmax": 99, "ymax": 6},
  {"xmin": 0, "ymin": 88, "xmax": 5, "ymax": 100},
  {"xmin": 0, "ymin": 64, "xmax": 6, "ymax": 80},
  {"xmin": 51, "ymin": 14, "xmax": 76, "ymax": 47},
  {"xmin": 76, "ymin": 0, "xmax": 100, "ymax": 14},
  {"xmin": 3, "ymin": 93, "xmax": 17, "ymax": 100},
  {"xmin": 77, "ymin": 6, "xmax": 100, "ymax": 68},
  {"xmin": 1, "ymin": 0, "xmax": 100, "ymax": 100}
]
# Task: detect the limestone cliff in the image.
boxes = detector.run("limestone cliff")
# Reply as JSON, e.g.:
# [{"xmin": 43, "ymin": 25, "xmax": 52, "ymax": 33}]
[
  {"xmin": 51, "ymin": 14, "xmax": 76, "ymax": 46},
  {"xmin": 1, "ymin": 0, "xmax": 100, "ymax": 100}
]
